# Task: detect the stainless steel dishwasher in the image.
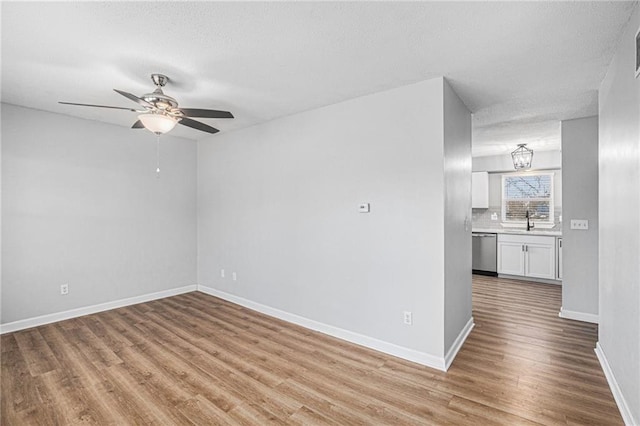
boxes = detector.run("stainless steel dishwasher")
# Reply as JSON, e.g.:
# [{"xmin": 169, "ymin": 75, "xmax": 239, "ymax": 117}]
[{"xmin": 472, "ymin": 233, "xmax": 497, "ymax": 275}]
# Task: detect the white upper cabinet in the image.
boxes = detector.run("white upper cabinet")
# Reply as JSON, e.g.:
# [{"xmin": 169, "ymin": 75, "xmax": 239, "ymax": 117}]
[{"xmin": 472, "ymin": 171, "xmax": 489, "ymax": 209}]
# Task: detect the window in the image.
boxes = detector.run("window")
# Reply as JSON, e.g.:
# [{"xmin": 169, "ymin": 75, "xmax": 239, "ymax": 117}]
[{"xmin": 502, "ymin": 172, "xmax": 554, "ymax": 223}]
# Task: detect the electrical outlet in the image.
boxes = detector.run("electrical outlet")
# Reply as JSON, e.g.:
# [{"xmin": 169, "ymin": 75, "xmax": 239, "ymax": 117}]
[
  {"xmin": 221, "ymin": 269, "xmax": 225, "ymax": 278},
  {"xmin": 403, "ymin": 311, "xmax": 412, "ymax": 325},
  {"xmin": 232, "ymin": 272, "xmax": 237, "ymax": 281},
  {"xmin": 491, "ymin": 212, "xmax": 498, "ymax": 221},
  {"xmin": 570, "ymin": 219, "xmax": 589, "ymax": 230},
  {"xmin": 60, "ymin": 284, "xmax": 69, "ymax": 295}
]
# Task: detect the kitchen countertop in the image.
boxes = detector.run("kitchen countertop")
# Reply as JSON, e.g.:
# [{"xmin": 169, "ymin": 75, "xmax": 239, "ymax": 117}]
[{"xmin": 472, "ymin": 227, "xmax": 562, "ymax": 237}]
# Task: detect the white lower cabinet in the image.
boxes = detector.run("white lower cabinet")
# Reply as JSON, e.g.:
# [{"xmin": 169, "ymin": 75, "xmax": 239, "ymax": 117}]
[
  {"xmin": 497, "ymin": 241, "xmax": 525, "ymax": 275},
  {"xmin": 497, "ymin": 234, "xmax": 557, "ymax": 280}
]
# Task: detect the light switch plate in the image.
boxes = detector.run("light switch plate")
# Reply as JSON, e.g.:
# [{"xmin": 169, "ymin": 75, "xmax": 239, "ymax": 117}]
[
  {"xmin": 358, "ymin": 203, "xmax": 370, "ymax": 213},
  {"xmin": 570, "ymin": 219, "xmax": 589, "ymax": 230}
]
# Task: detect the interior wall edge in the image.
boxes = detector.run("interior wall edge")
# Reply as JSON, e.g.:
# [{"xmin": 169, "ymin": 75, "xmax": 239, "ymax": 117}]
[
  {"xmin": 595, "ymin": 342, "xmax": 637, "ymax": 426},
  {"xmin": 444, "ymin": 317, "xmax": 474, "ymax": 370}
]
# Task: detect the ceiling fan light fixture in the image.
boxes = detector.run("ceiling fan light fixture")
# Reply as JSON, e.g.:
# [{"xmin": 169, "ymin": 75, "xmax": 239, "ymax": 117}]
[
  {"xmin": 511, "ymin": 143, "xmax": 534, "ymax": 170},
  {"xmin": 138, "ymin": 113, "xmax": 178, "ymax": 134}
]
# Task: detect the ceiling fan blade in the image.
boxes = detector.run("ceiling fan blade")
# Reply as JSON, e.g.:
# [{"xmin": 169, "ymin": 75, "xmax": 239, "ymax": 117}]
[
  {"xmin": 131, "ymin": 120, "xmax": 145, "ymax": 129},
  {"xmin": 178, "ymin": 117, "xmax": 220, "ymax": 134},
  {"xmin": 180, "ymin": 108, "xmax": 234, "ymax": 119},
  {"xmin": 59, "ymin": 101, "xmax": 138, "ymax": 112},
  {"xmin": 113, "ymin": 89, "xmax": 154, "ymax": 108}
]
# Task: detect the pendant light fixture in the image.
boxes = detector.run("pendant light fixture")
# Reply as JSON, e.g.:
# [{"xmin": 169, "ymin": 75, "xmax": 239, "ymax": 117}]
[
  {"xmin": 511, "ymin": 144, "xmax": 534, "ymax": 170},
  {"xmin": 138, "ymin": 113, "xmax": 179, "ymax": 134}
]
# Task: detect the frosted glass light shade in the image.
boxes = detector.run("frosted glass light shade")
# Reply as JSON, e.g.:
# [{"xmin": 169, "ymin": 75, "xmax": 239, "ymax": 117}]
[{"xmin": 138, "ymin": 113, "xmax": 178, "ymax": 134}]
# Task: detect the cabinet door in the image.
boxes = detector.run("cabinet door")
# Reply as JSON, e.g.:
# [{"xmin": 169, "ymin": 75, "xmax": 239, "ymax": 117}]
[
  {"xmin": 472, "ymin": 172, "xmax": 489, "ymax": 209},
  {"xmin": 497, "ymin": 242, "xmax": 525, "ymax": 275},
  {"xmin": 525, "ymin": 243, "xmax": 556, "ymax": 279}
]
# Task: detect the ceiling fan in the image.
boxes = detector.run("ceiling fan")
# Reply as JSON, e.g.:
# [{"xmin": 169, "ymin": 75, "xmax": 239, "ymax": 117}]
[{"xmin": 59, "ymin": 74, "xmax": 233, "ymax": 135}]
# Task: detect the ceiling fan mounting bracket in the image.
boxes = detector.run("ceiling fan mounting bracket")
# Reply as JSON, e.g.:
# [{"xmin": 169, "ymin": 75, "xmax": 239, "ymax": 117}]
[{"xmin": 151, "ymin": 73, "xmax": 169, "ymax": 88}]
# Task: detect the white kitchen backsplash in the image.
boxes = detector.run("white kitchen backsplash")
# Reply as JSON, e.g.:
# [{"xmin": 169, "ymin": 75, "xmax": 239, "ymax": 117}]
[{"xmin": 472, "ymin": 207, "xmax": 563, "ymax": 231}]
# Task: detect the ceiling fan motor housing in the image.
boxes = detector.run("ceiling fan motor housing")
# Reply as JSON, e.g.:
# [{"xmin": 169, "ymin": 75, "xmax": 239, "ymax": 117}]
[
  {"xmin": 143, "ymin": 74, "xmax": 178, "ymax": 111},
  {"xmin": 143, "ymin": 88, "xmax": 179, "ymax": 111}
]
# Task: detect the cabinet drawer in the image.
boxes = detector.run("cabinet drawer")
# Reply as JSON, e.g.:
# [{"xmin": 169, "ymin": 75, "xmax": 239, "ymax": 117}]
[{"xmin": 498, "ymin": 234, "xmax": 556, "ymax": 245}]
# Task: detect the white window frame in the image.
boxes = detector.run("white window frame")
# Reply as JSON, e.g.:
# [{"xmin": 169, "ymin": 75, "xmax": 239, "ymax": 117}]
[{"xmin": 501, "ymin": 172, "xmax": 555, "ymax": 225}]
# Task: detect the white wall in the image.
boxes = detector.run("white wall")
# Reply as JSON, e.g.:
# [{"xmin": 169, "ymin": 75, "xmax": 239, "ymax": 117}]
[
  {"xmin": 0, "ymin": 105, "xmax": 3, "ymax": 323},
  {"xmin": 198, "ymin": 77, "xmax": 471, "ymax": 367},
  {"xmin": 597, "ymin": 4, "xmax": 640, "ymax": 425},
  {"xmin": 560, "ymin": 116, "xmax": 599, "ymax": 322},
  {"xmin": 443, "ymin": 80, "xmax": 472, "ymax": 353},
  {"xmin": 1, "ymin": 104, "xmax": 197, "ymax": 324}
]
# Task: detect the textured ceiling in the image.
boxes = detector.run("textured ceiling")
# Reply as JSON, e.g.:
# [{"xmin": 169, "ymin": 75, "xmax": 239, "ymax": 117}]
[{"xmin": 1, "ymin": 1, "xmax": 636, "ymax": 156}]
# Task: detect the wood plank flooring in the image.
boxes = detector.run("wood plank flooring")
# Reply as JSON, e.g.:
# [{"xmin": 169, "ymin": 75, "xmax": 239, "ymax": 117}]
[{"xmin": 1, "ymin": 276, "xmax": 622, "ymax": 425}]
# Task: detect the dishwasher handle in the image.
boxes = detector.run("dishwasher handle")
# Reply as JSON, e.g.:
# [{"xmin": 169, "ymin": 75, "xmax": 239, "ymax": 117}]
[{"xmin": 472, "ymin": 233, "xmax": 497, "ymax": 238}]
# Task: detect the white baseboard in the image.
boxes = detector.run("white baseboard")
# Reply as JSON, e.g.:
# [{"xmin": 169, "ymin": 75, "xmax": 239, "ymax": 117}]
[
  {"xmin": 595, "ymin": 342, "xmax": 637, "ymax": 426},
  {"xmin": 559, "ymin": 307, "xmax": 599, "ymax": 324},
  {"xmin": 444, "ymin": 317, "xmax": 474, "ymax": 370},
  {"xmin": 1, "ymin": 283, "xmax": 476, "ymax": 374},
  {"xmin": 0, "ymin": 285, "xmax": 197, "ymax": 334},
  {"xmin": 197, "ymin": 285, "xmax": 449, "ymax": 371},
  {"xmin": 498, "ymin": 274, "xmax": 562, "ymax": 285}
]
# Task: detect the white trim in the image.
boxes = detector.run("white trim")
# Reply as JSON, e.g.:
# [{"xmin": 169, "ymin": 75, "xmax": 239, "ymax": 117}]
[
  {"xmin": 0, "ymin": 285, "xmax": 197, "ymax": 334},
  {"xmin": 595, "ymin": 342, "xmax": 637, "ymax": 426},
  {"xmin": 444, "ymin": 317, "xmax": 474, "ymax": 370},
  {"xmin": 558, "ymin": 307, "xmax": 599, "ymax": 324},
  {"xmin": 635, "ymin": 26, "xmax": 640, "ymax": 78},
  {"xmin": 197, "ymin": 285, "xmax": 448, "ymax": 371},
  {"xmin": 498, "ymin": 274, "xmax": 561, "ymax": 286},
  {"xmin": 501, "ymin": 171, "xmax": 555, "ymax": 224}
]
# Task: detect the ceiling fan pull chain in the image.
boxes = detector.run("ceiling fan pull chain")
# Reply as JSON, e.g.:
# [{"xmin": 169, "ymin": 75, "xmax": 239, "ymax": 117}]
[{"xmin": 156, "ymin": 134, "xmax": 161, "ymax": 178}]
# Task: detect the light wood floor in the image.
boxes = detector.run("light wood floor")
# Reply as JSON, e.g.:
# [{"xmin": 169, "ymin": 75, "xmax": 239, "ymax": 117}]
[{"xmin": 1, "ymin": 276, "xmax": 622, "ymax": 425}]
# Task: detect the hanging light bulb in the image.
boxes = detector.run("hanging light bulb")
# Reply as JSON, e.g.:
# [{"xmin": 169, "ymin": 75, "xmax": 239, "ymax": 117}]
[
  {"xmin": 511, "ymin": 144, "xmax": 534, "ymax": 170},
  {"xmin": 138, "ymin": 113, "xmax": 178, "ymax": 134}
]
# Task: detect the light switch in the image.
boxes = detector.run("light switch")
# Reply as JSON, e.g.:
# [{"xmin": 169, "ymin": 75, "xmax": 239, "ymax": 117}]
[
  {"xmin": 570, "ymin": 219, "xmax": 589, "ymax": 230},
  {"xmin": 358, "ymin": 203, "xmax": 370, "ymax": 213}
]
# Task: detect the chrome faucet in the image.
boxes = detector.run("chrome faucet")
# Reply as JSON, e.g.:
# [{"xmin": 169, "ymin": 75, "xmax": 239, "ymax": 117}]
[{"xmin": 526, "ymin": 210, "xmax": 534, "ymax": 231}]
